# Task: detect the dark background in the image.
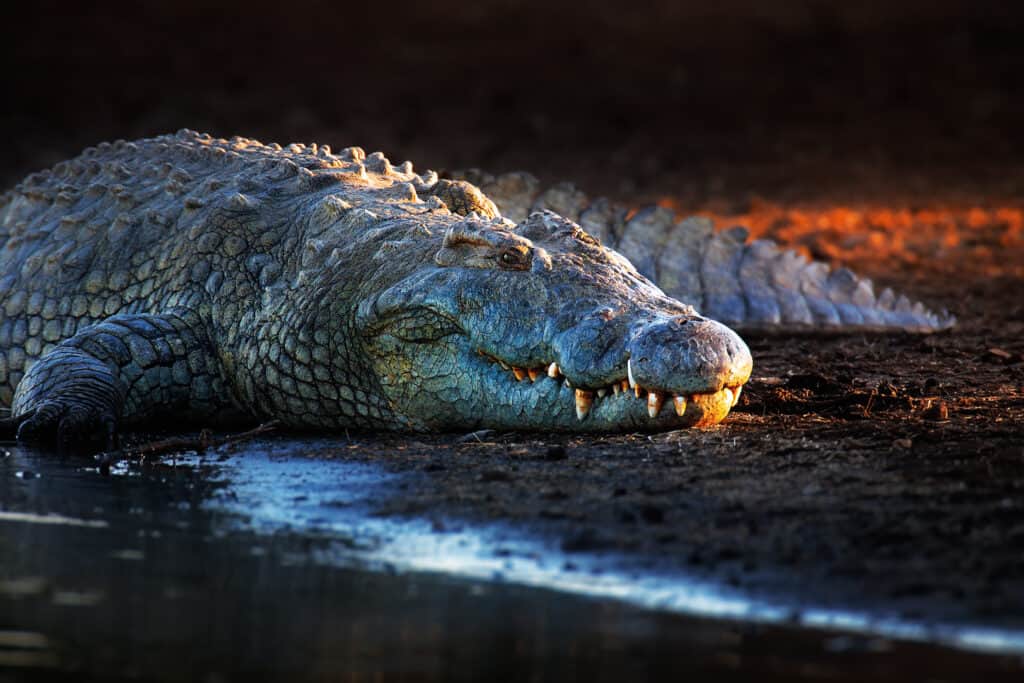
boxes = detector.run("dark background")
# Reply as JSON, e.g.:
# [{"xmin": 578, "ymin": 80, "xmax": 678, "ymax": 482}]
[{"xmin": 4, "ymin": 0, "xmax": 1023, "ymax": 204}]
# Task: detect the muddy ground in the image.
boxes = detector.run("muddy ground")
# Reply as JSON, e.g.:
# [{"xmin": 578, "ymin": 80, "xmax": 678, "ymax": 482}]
[
  {"xmin": 4, "ymin": 0, "xmax": 1024, "ymax": 674},
  {"xmin": 316, "ymin": 267, "xmax": 1024, "ymax": 627}
]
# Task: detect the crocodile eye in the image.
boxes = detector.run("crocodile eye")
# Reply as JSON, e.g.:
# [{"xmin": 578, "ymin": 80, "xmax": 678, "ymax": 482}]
[{"xmin": 498, "ymin": 248, "xmax": 529, "ymax": 271}]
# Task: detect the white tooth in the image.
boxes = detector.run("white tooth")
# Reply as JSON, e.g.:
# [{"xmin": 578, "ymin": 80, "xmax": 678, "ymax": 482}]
[
  {"xmin": 722, "ymin": 387, "xmax": 734, "ymax": 407},
  {"xmin": 499, "ymin": 360, "xmax": 511, "ymax": 371},
  {"xmin": 597, "ymin": 388, "xmax": 607, "ymax": 398},
  {"xmin": 731, "ymin": 386, "xmax": 742, "ymax": 407},
  {"xmin": 647, "ymin": 391, "xmax": 664, "ymax": 418},
  {"xmin": 672, "ymin": 395, "xmax": 687, "ymax": 416},
  {"xmin": 547, "ymin": 362, "xmax": 560, "ymax": 378},
  {"xmin": 612, "ymin": 383, "xmax": 621, "ymax": 395},
  {"xmin": 575, "ymin": 389, "xmax": 593, "ymax": 420},
  {"xmin": 627, "ymin": 358, "xmax": 636, "ymax": 388},
  {"xmin": 564, "ymin": 379, "xmax": 572, "ymax": 389}
]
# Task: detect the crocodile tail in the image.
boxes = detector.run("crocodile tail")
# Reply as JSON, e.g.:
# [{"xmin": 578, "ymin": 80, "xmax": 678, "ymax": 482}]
[
  {"xmin": 622, "ymin": 214, "xmax": 956, "ymax": 333},
  {"xmin": 449, "ymin": 170, "xmax": 956, "ymax": 334}
]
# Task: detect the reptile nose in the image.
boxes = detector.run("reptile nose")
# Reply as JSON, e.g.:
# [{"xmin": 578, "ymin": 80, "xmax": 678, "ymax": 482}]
[{"xmin": 627, "ymin": 315, "xmax": 752, "ymax": 394}]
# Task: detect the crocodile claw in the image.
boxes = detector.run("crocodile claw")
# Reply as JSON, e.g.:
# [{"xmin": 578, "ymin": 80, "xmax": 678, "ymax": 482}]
[{"xmin": 15, "ymin": 400, "xmax": 119, "ymax": 454}]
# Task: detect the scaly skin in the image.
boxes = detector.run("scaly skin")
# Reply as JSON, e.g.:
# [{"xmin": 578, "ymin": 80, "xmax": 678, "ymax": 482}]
[
  {"xmin": 0, "ymin": 131, "xmax": 943, "ymax": 447},
  {"xmin": 451, "ymin": 170, "xmax": 954, "ymax": 333}
]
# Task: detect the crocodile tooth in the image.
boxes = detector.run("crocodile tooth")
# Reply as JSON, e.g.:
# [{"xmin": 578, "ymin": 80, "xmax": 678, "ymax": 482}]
[
  {"xmin": 634, "ymin": 383, "xmax": 643, "ymax": 399},
  {"xmin": 547, "ymin": 362, "xmax": 560, "ymax": 378},
  {"xmin": 499, "ymin": 360, "xmax": 511, "ymax": 371},
  {"xmin": 612, "ymin": 383, "xmax": 621, "ymax": 395},
  {"xmin": 627, "ymin": 358, "xmax": 636, "ymax": 388},
  {"xmin": 512, "ymin": 367, "xmax": 528, "ymax": 381},
  {"xmin": 597, "ymin": 388, "xmax": 607, "ymax": 398},
  {"xmin": 647, "ymin": 391, "xmax": 664, "ymax": 418},
  {"xmin": 621, "ymin": 379, "xmax": 629, "ymax": 393},
  {"xmin": 527, "ymin": 368, "xmax": 541, "ymax": 382},
  {"xmin": 731, "ymin": 386, "xmax": 742, "ymax": 407},
  {"xmin": 564, "ymin": 378, "xmax": 573, "ymax": 389},
  {"xmin": 672, "ymin": 395, "xmax": 687, "ymax": 417},
  {"xmin": 575, "ymin": 389, "xmax": 593, "ymax": 420},
  {"xmin": 722, "ymin": 387, "xmax": 734, "ymax": 408}
]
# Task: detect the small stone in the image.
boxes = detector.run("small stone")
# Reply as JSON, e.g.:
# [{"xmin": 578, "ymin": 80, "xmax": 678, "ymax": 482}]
[
  {"xmin": 876, "ymin": 380, "xmax": 899, "ymax": 397},
  {"xmin": 922, "ymin": 399, "xmax": 950, "ymax": 421},
  {"xmin": 544, "ymin": 444, "xmax": 567, "ymax": 461},
  {"xmin": 478, "ymin": 468, "xmax": 513, "ymax": 483}
]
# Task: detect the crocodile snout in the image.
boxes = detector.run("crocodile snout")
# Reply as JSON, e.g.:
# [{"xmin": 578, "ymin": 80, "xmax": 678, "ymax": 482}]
[{"xmin": 627, "ymin": 315, "xmax": 753, "ymax": 397}]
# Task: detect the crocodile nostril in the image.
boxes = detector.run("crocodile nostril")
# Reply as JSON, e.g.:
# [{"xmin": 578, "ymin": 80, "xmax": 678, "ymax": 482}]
[{"xmin": 627, "ymin": 317, "xmax": 753, "ymax": 394}]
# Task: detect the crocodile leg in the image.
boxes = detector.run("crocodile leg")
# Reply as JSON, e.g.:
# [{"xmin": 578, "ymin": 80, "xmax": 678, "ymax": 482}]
[
  {"xmin": 12, "ymin": 310, "xmax": 235, "ymax": 451},
  {"xmin": 450, "ymin": 170, "xmax": 954, "ymax": 333}
]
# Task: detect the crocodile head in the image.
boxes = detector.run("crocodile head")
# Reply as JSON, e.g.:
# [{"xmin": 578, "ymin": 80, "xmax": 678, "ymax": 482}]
[{"xmin": 355, "ymin": 211, "xmax": 752, "ymax": 432}]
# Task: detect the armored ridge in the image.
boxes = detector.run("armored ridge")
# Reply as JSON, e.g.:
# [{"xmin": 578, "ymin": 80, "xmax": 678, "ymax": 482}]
[
  {"xmin": 451, "ymin": 170, "xmax": 954, "ymax": 333},
  {"xmin": 0, "ymin": 130, "xmax": 944, "ymax": 446}
]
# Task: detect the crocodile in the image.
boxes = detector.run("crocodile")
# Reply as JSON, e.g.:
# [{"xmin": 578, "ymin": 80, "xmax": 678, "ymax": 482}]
[{"xmin": 0, "ymin": 131, "xmax": 952, "ymax": 448}]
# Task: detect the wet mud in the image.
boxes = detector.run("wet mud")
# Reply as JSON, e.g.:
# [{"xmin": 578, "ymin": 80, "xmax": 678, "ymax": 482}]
[{"xmin": 2, "ymin": 443, "xmax": 1024, "ymax": 683}]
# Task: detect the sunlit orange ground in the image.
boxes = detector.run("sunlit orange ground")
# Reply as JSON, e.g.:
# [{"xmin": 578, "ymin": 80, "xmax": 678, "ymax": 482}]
[{"xmin": 656, "ymin": 198, "xmax": 1024, "ymax": 280}]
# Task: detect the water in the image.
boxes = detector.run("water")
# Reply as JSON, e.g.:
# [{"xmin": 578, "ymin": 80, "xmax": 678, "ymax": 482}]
[{"xmin": 1, "ymin": 439, "xmax": 1022, "ymax": 681}]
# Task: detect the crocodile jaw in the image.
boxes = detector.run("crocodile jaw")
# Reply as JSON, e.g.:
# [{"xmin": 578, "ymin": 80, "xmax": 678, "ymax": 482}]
[{"xmin": 368, "ymin": 331, "xmax": 751, "ymax": 433}]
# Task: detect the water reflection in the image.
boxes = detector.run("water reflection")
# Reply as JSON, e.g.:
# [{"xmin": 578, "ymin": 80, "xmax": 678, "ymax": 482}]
[
  {"xmin": 1, "ymin": 440, "xmax": 1022, "ymax": 681},
  {"xmin": 207, "ymin": 442, "xmax": 1024, "ymax": 657}
]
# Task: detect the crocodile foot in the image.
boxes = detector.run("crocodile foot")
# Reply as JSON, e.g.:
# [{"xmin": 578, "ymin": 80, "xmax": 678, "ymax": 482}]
[{"xmin": 15, "ymin": 400, "xmax": 119, "ymax": 454}]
